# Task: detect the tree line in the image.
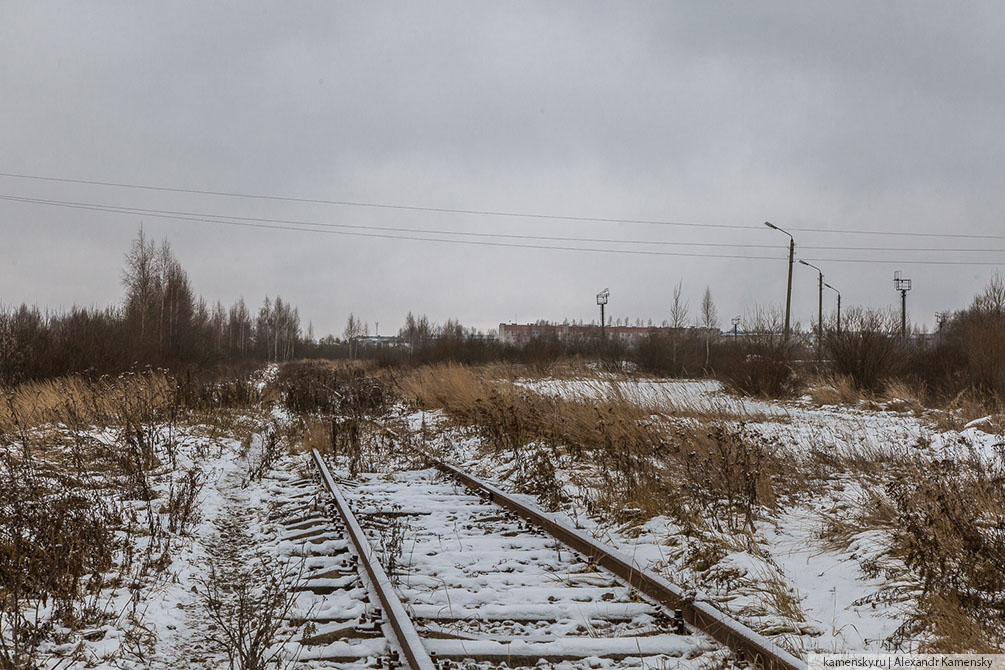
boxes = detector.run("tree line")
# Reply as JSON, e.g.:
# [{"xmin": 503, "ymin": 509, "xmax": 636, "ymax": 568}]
[
  {"xmin": 4, "ymin": 229, "xmax": 1004, "ymax": 405},
  {"xmin": 1, "ymin": 230, "xmax": 304, "ymax": 385}
]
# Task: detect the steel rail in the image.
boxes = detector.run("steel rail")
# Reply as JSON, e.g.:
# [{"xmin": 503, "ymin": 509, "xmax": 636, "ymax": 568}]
[
  {"xmin": 310, "ymin": 449, "xmax": 436, "ymax": 670},
  {"xmin": 432, "ymin": 459, "xmax": 807, "ymax": 670}
]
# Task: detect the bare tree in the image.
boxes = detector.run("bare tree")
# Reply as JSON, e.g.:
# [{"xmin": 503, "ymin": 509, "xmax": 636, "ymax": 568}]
[
  {"xmin": 699, "ymin": 286, "xmax": 719, "ymax": 330},
  {"xmin": 974, "ymin": 271, "xmax": 1005, "ymax": 315},
  {"xmin": 122, "ymin": 228, "xmax": 160, "ymax": 345},
  {"xmin": 344, "ymin": 313, "xmax": 363, "ymax": 359},
  {"xmin": 669, "ymin": 281, "xmax": 689, "ymax": 329},
  {"xmin": 699, "ymin": 286, "xmax": 719, "ymax": 370}
]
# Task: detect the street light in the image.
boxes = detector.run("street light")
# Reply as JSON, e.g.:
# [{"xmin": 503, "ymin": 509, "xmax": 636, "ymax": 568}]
[
  {"xmin": 799, "ymin": 260, "xmax": 824, "ymax": 360},
  {"xmin": 764, "ymin": 222, "xmax": 795, "ymax": 341},
  {"xmin": 823, "ymin": 282, "xmax": 840, "ymax": 334}
]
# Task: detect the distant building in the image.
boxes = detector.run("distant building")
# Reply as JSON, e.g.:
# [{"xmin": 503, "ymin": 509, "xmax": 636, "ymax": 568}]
[
  {"xmin": 498, "ymin": 323, "xmax": 719, "ymax": 346},
  {"xmin": 350, "ymin": 335, "xmax": 403, "ymax": 347}
]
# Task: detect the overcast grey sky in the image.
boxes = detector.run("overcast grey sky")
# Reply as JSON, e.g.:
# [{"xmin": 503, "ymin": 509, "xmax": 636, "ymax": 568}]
[{"xmin": 2, "ymin": 2, "xmax": 1003, "ymax": 337}]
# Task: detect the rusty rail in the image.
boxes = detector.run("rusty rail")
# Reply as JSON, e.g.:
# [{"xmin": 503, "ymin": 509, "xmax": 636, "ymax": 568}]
[
  {"xmin": 432, "ymin": 459, "xmax": 806, "ymax": 670},
  {"xmin": 310, "ymin": 449, "xmax": 436, "ymax": 670}
]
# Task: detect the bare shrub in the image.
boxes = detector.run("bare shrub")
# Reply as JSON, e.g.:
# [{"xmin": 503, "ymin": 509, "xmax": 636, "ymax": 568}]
[
  {"xmin": 949, "ymin": 273, "xmax": 1005, "ymax": 398},
  {"xmin": 633, "ymin": 330, "xmax": 706, "ymax": 377},
  {"xmin": 824, "ymin": 308, "xmax": 905, "ymax": 393},
  {"xmin": 717, "ymin": 339, "xmax": 801, "ymax": 399},
  {"xmin": 672, "ymin": 424, "xmax": 786, "ymax": 533},
  {"xmin": 245, "ymin": 423, "xmax": 282, "ymax": 483},
  {"xmin": 198, "ymin": 555, "xmax": 304, "ymax": 670},
  {"xmin": 274, "ymin": 361, "xmax": 392, "ymax": 417},
  {"xmin": 166, "ymin": 467, "xmax": 206, "ymax": 536},
  {"xmin": 275, "ymin": 362, "xmax": 397, "ymax": 475},
  {"xmin": 375, "ymin": 509, "xmax": 412, "ymax": 584},
  {"xmin": 510, "ymin": 445, "xmax": 566, "ymax": 511},
  {"xmin": 0, "ymin": 453, "xmax": 121, "ymax": 667},
  {"xmin": 884, "ymin": 453, "xmax": 1005, "ymax": 650}
]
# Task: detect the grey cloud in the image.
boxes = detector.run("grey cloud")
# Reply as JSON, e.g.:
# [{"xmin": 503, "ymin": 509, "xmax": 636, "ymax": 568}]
[{"xmin": 1, "ymin": 2, "xmax": 1003, "ymax": 336}]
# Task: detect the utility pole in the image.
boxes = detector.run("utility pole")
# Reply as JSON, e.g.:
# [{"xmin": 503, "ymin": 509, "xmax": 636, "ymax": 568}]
[
  {"xmin": 894, "ymin": 271, "xmax": 912, "ymax": 338},
  {"xmin": 824, "ymin": 282, "xmax": 840, "ymax": 334},
  {"xmin": 732, "ymin": 316, "xmax": 740, "ymax": 339},
  {"xmin": 764, "ymin": 222, "xmax": 795, "ymax": 341},
  {"xmin": 799, "ymin": 260, "xmax": 824, "ymax": 360},
  {"xmin": 597, "ymin": 288, "xmax": 609, "ymax": 340}
]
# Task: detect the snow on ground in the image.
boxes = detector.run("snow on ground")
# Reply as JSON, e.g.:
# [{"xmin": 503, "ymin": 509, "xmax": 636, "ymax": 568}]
[
  {"xmin": 8, "ymin": 371, "xmax": 1001, "ymax": 665},
  {"xmin": 4, "ymin": 414, "xmax": 338, "ymax": 669},
  {"xmin": 517, "ymin": 377, "xmax": 927, "ymax": 460},
  {"xmin": 406, "ymin": 375, "xmax": 1004, "ymax": 657},
  {"xmin": 336, "ymin": 465, "xmax": 733, "ymax": 670}
]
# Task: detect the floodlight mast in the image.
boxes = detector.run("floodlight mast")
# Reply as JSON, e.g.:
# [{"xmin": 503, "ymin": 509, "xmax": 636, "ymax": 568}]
[
  {"xmin": 597, "ymin": 288, "xmax": 610, "ymax": 340},
  {"xmin": 894, "ymin": 271, "xmax": 912, "ymax": 338},
  {"xmin": 764, "ymin": 222, "xmax": 795, "ymax": 341}
]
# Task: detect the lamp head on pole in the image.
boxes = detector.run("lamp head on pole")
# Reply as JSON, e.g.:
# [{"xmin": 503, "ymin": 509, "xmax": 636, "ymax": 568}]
[{"xmin": 799, "ymin": 259, "xmax": 822, "ymax": 275}]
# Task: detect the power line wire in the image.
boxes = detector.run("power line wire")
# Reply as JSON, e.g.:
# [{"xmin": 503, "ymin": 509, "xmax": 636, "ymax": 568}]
[
  {"xmin": 0, "ymin": 171, "xmax": 749, "ymax": 231},
  {"xmin": 0, "ymin": 194, "xmax": 784, "ymax": 261},
  {"xmin": 2, "ymin": 193, "xmax": 1003, "ymax": 266},
  {"xmin": 4, "ymin": 169, "xmax": 1003, "ymax": 240},
  {"xmin": 2, "ymin": 192, "xmax": 1002, "ymax": 255}
]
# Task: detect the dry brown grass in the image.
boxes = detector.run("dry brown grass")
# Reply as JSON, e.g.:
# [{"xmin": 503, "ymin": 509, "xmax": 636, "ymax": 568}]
[
  {"xmin": 819, "ymin": 447, "xmax": 1005, "ymax": 651},
  {"xmin": 0, "ymin": 371, "xmax": 177, "ymax": 437},
  {"xmin": 398, "ymin": 363, "xmax": 803, "ymax": 530},
  {"xmin": 908, "ymin": 593, "xmax": 1003, "ymax": 653},
  {"xmin": 928, "ymin": 389, "xmax": 1005, "ymax": 433},
  {"xmin": 290, "ymin": 416, "xmax": 330, "ymax": 455},
  {"xmin": 880, "ymin": 379, "xmax": 925, "ymax": 415},
  {"xmin": 807, "ymin": 375, "xmax": 862, "ymax": 407}
]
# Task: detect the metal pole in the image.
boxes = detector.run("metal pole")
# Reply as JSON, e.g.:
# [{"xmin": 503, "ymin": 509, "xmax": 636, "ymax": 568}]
[
  {"xmin": 901, "ymin": 289, "xmax": 907, "ymax": 338},
  {"xmin": 601, "ymin": 303, "xmax": 605, "ymax": 340},
  {"xmin": 800, "ymin": 260, "xmax": 825, "ymax": 359},
  {"xmin": 764, "ymin": 223, "xmax": 795, "ymax": 342},
  {"xmin": 836, "ymin": 294, "xmax": 841, "ymax": 334},
  {"xmin": 817, "ymin": 270, "xmax": 823, "ymax": 360},
  {"xmin": 785, "ymin": 238, "xmax": 794, "ymax": 341},
  {"xmin": 824, "ymin": 282, "xmax": 840, "ymax": 335}
]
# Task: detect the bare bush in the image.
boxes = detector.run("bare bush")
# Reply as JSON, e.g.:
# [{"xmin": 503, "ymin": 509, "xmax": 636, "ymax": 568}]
[
  {"xmin": 952, "ymin": 273, "xmax": 1005, "ymax": 397},
  {"xmin": 166, "ymin": 467, "xmax": 206, "ymax": 536},
  {"xmin": 0, "ymin": 453, "xmax": 121, "ymax": 667},
  {"xmin": 884, "ymin": 452, "xmax": 1005, "ymax": 650},
  {"xmin": 198, "ymin": 555, "xmax": 303, "ymax": 670},
  {"xmin": 673, "ymin": 424, "xmax": 784, "ymax": 533},
  {"xmin": 245, "ymin": 423, "xmax": 282, "ymax": 483},
  {"xmin": 717, "ymin": 336, "xmax": 801, "ymax": 399},
  {"xmin": 824, "ymin": 308, "xmax": 905, "ymax": 393},
  {"xmin": 375, "ymin": 508, "xmax": 412, "ymax": 584}
]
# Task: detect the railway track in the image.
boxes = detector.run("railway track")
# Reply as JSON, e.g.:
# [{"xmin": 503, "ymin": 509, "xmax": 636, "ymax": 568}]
[
  {"xmin": 289, "ymin": 448, "xmax": 805, "ymax": 670},
  {"xmin": 268, "ymin": 460, "xmax": 399, "ymax": 668}
]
